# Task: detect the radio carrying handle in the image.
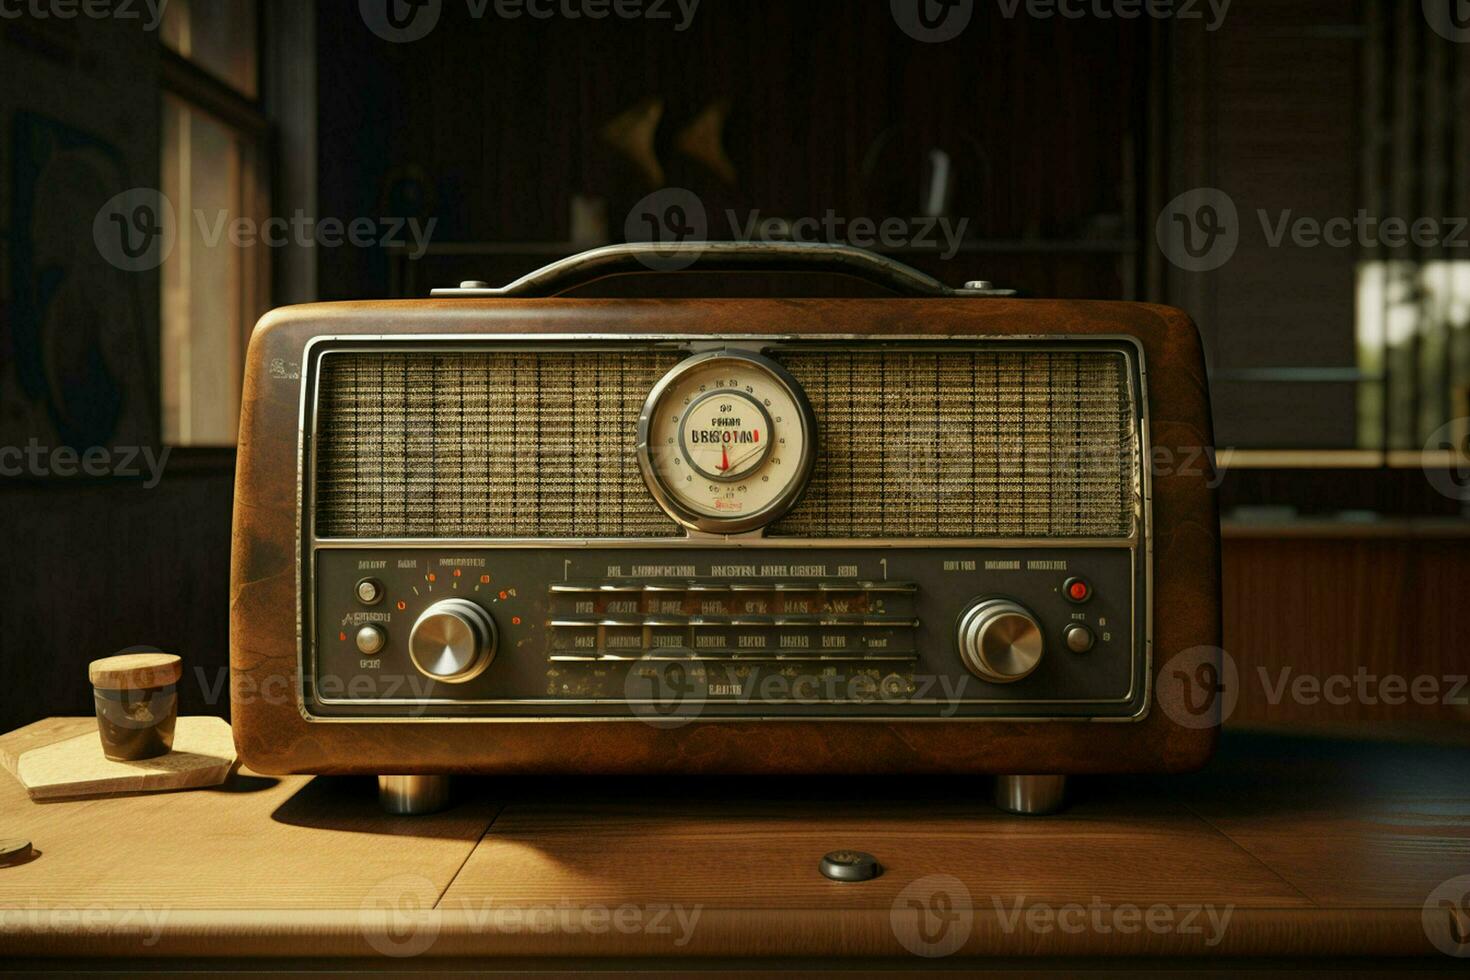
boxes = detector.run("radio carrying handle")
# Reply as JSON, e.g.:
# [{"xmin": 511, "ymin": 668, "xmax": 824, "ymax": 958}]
[{"xmin": 430, "ymin": 241, "xmax": 1016, "ymax": 299}]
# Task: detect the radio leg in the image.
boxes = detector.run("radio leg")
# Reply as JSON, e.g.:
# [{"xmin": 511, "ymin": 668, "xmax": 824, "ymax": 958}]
[
  {"xmin": 994, "ymin": 774, "xmax": 1066, "ymax": 815},
  {"xmin": 377, "ymin": 775, "xmax": 451, "ymax": 815}
]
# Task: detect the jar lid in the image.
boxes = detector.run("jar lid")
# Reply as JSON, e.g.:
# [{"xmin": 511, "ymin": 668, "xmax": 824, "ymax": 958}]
[{"xmin": 88, "ymin": 653, "xmax": 182, "ymax": 690}]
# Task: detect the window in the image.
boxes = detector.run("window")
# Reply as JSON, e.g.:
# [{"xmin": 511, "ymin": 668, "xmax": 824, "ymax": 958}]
[{"xmin": 159, "ymin": 0, "xmax": 269, "ymax": 447}]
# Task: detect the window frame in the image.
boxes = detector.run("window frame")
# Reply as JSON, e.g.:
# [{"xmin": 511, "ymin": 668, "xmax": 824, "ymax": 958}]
[{"xmin": 158, "ymin": 1, "xmax": 272, "ymax": 454}]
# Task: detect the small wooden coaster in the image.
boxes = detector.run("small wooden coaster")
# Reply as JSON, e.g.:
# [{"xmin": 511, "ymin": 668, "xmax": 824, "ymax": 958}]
[{"xmin": 0, "ymin": 716, "xmax": 237, "ymax": 801}]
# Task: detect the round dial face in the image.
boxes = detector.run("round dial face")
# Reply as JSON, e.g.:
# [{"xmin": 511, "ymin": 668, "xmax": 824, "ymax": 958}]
[{"xmin": 639, "ymin": 351, "xmax": 816, "ymax": 531}]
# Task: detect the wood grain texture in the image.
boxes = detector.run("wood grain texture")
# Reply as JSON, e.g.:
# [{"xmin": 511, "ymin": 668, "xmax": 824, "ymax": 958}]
[
  {"xmin": 1179, "ymin": 734, "xmax": 1470, "ymax": 910},
  {"xmin": 0, "ymin": 734, "xmax": 498, "ymax": 912},
  {"xmin": 1, "ymin": 726, "xmax": 1464, "ymax": 961},
  {"xmin": 6, "ymin": 716, "xmax": 235, "ymax": 801},
  {"xmin": 230, "ymin": 298, "xmax": 1221, "ymax": 777},
  {"xmin": 86, "ymin": 653, "xmax": 182, "ymax": 690},
  {"xmin": 0, "ymin": 717, "xmax": 94, "ymax": 771},
  {"xmin": 442, "ymin": 795, "xmax": 1305, "ymax": 912},
  {"xmin": 1224, "ymin": 536, "xmax": 1470, "ymax": 726}
]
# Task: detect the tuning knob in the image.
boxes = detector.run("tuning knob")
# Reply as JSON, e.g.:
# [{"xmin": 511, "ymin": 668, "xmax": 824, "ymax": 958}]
[
  {"xmin": 956, "ymin": 599, "xmax": 1044, "ymax": 683},
  {"xmin": 408, "ymin": 599, "xmax": 497, "ymax": 683}
]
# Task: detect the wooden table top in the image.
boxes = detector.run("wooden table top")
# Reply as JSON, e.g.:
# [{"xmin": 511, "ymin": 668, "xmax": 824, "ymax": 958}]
[{"xmin": 1, "ymin": 718, "xmax": 1467, "ymax": 968}]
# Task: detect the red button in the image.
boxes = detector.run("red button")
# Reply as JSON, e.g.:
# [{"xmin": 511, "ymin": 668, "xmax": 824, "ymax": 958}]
[{"xmin": 1066, "ymin": 579, "xmax": 1090, "ymax": 602}]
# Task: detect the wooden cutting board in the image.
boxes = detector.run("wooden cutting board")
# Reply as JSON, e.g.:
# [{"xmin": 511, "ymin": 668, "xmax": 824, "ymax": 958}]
[{"xmin": 0, "ymin": 716, "xmax": 237, "ymax": 801}]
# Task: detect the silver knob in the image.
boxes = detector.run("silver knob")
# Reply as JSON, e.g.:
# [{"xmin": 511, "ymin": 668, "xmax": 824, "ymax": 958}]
[
  {"xmin": 956, "ymin": 599, "xmax": 1044, "ymax": 683},
  {"xmin": 408, "ymin": 599, "xmax": 497, "ymax": 683}
]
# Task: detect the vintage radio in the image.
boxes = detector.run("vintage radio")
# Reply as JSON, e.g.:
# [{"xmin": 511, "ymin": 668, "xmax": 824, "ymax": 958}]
[{"xmin": 230, "ymin": 243, "xmax": 1221, "ymax": 814}]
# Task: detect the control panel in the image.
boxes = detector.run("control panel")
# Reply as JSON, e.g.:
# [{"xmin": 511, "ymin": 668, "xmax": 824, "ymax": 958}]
[{"xmin": 309, "ymin": 546, "xmax": 1144, "ymax": 720}]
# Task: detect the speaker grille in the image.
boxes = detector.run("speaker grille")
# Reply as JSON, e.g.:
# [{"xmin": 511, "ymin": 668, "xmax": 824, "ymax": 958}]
[
  {"xmin": 314, "ymin": 350, "xmax": 682, "ymax": 538},
  {"xmin": 313, "ymin": 346, "xmax": 1137, "ymax": 540},
  {"xmin": 770, "ymin": 350, "xmax": 1136, "ymax": 538}
]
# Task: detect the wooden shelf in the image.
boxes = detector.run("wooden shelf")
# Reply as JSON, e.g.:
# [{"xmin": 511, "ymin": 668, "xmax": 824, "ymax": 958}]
[
  {"xmin": 1, "ymin": 720, "xmax": 1466, "ymax": 966},
  {"xmin": 1223, "ymin": 517, "xmax": 1470, "ymax": 539}
]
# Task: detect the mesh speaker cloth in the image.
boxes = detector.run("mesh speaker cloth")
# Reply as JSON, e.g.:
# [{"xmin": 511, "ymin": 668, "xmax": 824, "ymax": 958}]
[
  {"xmin": 314, "ymin": 351, "xmax": 682, "ymax": 538},
  {"xmin": 313, "ymin": 348, "xmax": 1136, "ymax": 540},
  {"xmin": 770, "ymin": 350, "xmax": 1135, "ymax": 538}
]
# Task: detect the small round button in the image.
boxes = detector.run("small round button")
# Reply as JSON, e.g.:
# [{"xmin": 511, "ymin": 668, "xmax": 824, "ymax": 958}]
[
  {"xmin": 819, "ymin": 850, "xmax": 881, "ymax": 882},
  {"xmin": 1063, "ymin": 577, "xmax": 1091, "ymax": 603},
  {"xmin": 1064, "ymin": 624, "xmax": 1096, "ymax": 653},
  {"xmin": 356, "ymin": 578, "xmax": 384, "ymax": 605},
  {"xmin": 355, "ymin": 624, "xmax": 387, "ymax": 655}
]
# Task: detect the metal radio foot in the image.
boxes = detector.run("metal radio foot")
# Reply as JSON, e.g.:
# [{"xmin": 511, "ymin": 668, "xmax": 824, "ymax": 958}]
[
  {"xmin": 378, "ymin": 775, "xmax": 451, "ymax": 815},
  {"xmin": 994, "ymin": 774, "xmax": 1066, "ymax": 815}
]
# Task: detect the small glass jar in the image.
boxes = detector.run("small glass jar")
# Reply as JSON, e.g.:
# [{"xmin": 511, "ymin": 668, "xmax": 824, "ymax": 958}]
[{"xmin": 88, "ymin": 653, "xmax": 182, "ymax": 761}]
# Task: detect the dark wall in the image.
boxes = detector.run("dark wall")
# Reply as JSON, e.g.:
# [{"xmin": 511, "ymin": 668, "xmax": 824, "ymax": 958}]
[
  {"xmin": 0, "ymin": 14, "xmax": 235, "ymax": 734},
  {"xmin": 314, "ymin": 0, "xmax": 1156, "ymax": 301},
  {"xmin": 1, "ymin": 468, "xmax": 236, "ymax": 732}
]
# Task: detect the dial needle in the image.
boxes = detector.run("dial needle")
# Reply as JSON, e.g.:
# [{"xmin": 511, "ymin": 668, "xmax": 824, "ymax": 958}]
[
  {"xmin": 719, "ymin": 443, "xmax": 730, "ymax": 472},
  {"xmin": 723, "ymin": 442, "xmax": 767, "ymax": 473}
]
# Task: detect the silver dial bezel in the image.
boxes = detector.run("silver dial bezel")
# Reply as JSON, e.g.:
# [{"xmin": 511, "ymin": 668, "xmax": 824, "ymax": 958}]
[{"xmin": 635, "ymin": 349, "xmax": 818, "ymax": 534}]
